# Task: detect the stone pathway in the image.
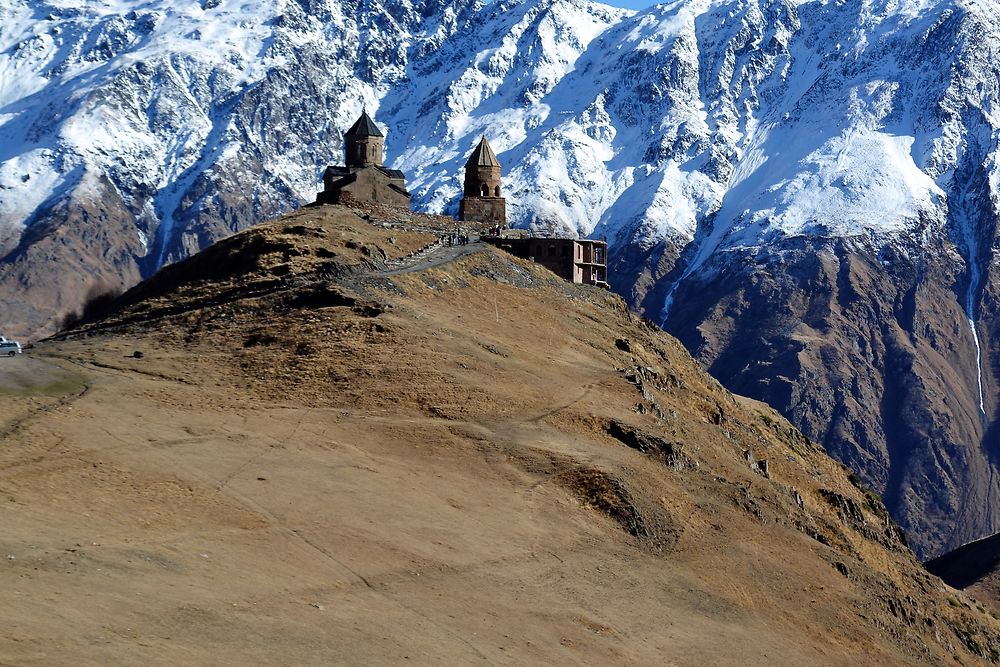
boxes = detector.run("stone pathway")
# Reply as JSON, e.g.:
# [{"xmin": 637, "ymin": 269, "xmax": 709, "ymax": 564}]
[{"xmin": 379, "ymin": 238, "xmax": 485, "ymax": 276}]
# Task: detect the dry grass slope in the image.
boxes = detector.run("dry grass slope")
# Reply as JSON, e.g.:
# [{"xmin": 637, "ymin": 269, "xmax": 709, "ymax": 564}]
[{"xmin": 1, "ymin": 205, "xmax": 999, "ymax": 665}]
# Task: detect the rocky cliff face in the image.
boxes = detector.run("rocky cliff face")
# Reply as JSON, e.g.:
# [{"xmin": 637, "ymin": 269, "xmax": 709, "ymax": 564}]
[
  {"xmin": 648, "ymin": 0, "xmax": 1000, "ymax": 558},
  {"xmin": 662, "ymin": 236, "xmax": 995, "ymax": 559},
  {"xmin": 6, "ymin": 0, "xmax": 1000, "ymax": 556}
]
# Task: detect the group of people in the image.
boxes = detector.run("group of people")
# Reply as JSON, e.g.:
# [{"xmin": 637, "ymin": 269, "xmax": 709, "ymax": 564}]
[{"xmin": 446, "ymin": 232, "xmax": 470, "ymax": 246}]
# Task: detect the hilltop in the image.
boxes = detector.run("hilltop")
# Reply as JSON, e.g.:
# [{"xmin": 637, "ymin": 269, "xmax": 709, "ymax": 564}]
[{"xmin": 2, "ymin": 204, "xmax": 1000, "ymax": 664}]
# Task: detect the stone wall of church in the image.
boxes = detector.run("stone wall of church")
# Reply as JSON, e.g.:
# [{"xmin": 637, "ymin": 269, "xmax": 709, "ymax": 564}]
[
  {"xmin": 459, "ymin": 196, "xmax": 506, "ymax": 225},
  {"xmin": 345, "ymin": 136, "xmax": 384, "ymax": 168},
  {"xmin": 320, "ymin": 167, "xmax": 410, "ymax": 209}
]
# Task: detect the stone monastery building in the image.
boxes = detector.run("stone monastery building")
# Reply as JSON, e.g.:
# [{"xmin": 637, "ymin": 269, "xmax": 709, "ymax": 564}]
[
  {"xmin": 316, "ymin": 110, "xmax": 607, "ymax": 287},
  {"xmin": 315, "ymin": 110, "xmax": 410, "ymax": 209},
  {"xmin": 316, "ymin": 111, "xmax": 504, "ymax": 225},
  {"xmin": 459, "ymin": 135, "xmax": 506, "ymax": 226}
]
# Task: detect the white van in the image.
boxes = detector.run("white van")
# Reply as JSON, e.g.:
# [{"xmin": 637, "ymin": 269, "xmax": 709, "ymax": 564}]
[{"xmin": 0, "ymin": 340, "xmax": 21, "ymax": 356}]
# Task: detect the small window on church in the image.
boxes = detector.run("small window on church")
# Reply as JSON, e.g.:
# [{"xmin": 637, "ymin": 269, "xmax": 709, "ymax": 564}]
[
  {"xmin": 494, "ymin": 185, "xmax": 500, "ymax": 197},
  {"xmin": 548, "ymin": 245, "xmax": 556, "ymax": 257},
  {"xmin": 481, "ymin": 184, "xmax": 489, "ymax": 197}
]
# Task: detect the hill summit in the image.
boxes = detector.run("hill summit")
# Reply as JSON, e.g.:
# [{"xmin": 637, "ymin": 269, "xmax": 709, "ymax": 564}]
[{"xmin": 3, "ymin": 204, "xmax": 1000, "ymax": 664}]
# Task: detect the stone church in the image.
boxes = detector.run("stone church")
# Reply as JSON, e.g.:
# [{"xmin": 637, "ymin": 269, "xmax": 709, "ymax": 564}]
[
  {"xmin": 459, "ymin": 135, "xmax": 506, "ymax": 226},
  {"xmin": 315, "ymin": 112, "xmax": 607, "ymax": 287},
  {"xmin": 317, "ymin": 111, "xmax": 508, "ymax": 226},
  {"xmin": 315, "ymin": 110, "xmax": 411, "ymax": 209}
]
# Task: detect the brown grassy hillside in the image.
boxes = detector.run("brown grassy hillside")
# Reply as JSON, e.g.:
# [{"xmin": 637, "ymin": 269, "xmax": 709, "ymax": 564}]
[{"xmin": 1, "ymin": 205, "xmax": 999, "ymax": 665}]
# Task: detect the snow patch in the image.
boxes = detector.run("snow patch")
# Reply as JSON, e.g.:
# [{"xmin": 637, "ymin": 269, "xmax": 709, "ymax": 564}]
[
  {"xmin": 724, "ymin": 129, "xmax": 944, "ymax": 246},
  {"xmin": 0, "ymin": 149, "xmax": 62, "ymax": 232}
]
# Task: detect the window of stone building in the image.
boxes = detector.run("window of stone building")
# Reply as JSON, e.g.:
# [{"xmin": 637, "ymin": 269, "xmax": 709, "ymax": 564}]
[
  {"xmin": 548, "ymin": 245, "xmax": 556, "ymax": 256},
  {"xmin": 494, "ymin": 185, "xmax": 500, "ymax": 197}
]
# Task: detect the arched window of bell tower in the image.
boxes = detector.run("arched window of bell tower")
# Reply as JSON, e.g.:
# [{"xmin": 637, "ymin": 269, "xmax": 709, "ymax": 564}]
[
  {"xmin": 494, "ymin": 185, "xmax": 500, "ymax": 197},
  {"xmin": 481, "ymin": 184, "xmax": 489, "ymax": 196}
]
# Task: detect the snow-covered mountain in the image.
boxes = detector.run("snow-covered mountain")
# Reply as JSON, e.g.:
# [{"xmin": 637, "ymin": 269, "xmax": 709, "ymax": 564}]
[
  {"xmin": 6, "ymin": 0, "xmax": 997, "ymax": 287},
  {"xmin": 5, "ymin": 0, "xmax": 1000, "ymax": 557},
  {"xmin": 5, "ymin": 0, "xmax": 990, "ymax": 264}
]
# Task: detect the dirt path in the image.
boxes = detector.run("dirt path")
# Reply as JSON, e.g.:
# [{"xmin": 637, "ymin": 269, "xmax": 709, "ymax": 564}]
[{"xmin": 380, "ymin": 240, "xmax": 485, "ymax": 276}]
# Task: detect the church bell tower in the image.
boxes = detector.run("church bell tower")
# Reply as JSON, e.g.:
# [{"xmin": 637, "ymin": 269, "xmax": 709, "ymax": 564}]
[
  {"xmin": 459, "ymin": 135, "xmax": 506, "ymax": 226},
  {"xmin": 344, "ymin": 109, "xmax": 385, "ymax": 169}
]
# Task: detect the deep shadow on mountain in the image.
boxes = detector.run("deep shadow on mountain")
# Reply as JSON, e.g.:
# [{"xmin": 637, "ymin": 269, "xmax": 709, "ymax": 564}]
[{"xmin": 659, "ymin": 235, "xmax": 991, "ymax": 560}]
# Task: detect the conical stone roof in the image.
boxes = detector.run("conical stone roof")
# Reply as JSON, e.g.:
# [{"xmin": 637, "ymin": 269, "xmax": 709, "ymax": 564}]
[
  {"xmin": 466, "ymin": 135, "xmax": 500, "ymax": 168},
  {"xmin": 345, "ymin": 110, "xmax": 384, "ymax": 138}
]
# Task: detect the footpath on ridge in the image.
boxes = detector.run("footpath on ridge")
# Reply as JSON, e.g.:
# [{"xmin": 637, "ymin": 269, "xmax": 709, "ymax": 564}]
[
  {"xmin": 379, "ymin": 237, "xmax": 485, "ymax": 276},
  {"xmin": 330, "ymin": 200, "xmax": 489, "ymax": 277}
]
